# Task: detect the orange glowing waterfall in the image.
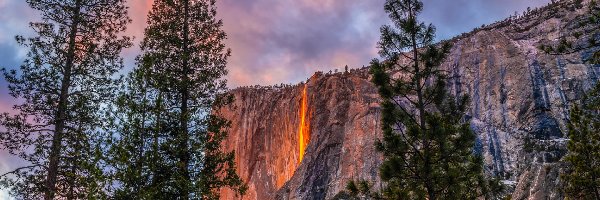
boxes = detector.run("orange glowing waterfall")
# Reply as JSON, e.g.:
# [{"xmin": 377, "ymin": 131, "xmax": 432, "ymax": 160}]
[{"xmin": 298, "ymin": 85, "xmax": 310, "ymax": 164}]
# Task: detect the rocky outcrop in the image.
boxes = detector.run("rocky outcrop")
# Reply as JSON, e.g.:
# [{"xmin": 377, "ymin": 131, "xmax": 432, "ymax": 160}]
[
  {"xmin": 275, "ymin": 71, "xmax": 383, "ymax": 200},
  {"xmin": 219, "ymin": 70, "xmax": 383, "ymax": 200},
  {"xmin": 218, "ymin": 86, "xmax": 306, "ymax": 200},
  {"xmin": 220, "ymin": 1, "xmax": 600, "ymax": 199}
]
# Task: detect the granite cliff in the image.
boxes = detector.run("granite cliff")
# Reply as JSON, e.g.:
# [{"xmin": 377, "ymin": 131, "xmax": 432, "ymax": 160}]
[{"xmin": 220, "ymin": 1, "xmax": 600, "ymax": 199}]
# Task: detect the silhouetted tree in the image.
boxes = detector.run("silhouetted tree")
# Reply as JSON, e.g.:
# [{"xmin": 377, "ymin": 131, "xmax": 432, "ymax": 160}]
[
  {"xmin": 367, "ymin": 0, "xmax": 496, "ymax": 199},
  {"xmin": 107, "ymin": 0, "xmax": 246, "ymax": 199},
  {"xmin": 0, "ymin": 0, "xmax": 132, "ymax": 199}
]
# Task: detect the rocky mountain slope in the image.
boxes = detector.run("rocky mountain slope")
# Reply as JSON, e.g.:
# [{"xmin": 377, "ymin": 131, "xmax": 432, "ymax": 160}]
[{"xmin": 220, "ymin": 1, "xmax": 600, "ymax": 199}]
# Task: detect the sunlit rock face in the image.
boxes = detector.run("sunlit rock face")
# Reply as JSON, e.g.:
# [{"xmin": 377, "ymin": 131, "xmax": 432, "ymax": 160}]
[
  {"xmin": 218, "ymin": 86, "xmax": 305, "ymax": 200},
  {"xmin": 219, "ymin": 71, "xmax": 383, "ymax": 200},
  {"xmin": 221, "ymin": 1, "xmax": 599, "ymax": 199},
  {"xmin": 275, "ymin": 71, "xmax": 383, "ymax": 200}
]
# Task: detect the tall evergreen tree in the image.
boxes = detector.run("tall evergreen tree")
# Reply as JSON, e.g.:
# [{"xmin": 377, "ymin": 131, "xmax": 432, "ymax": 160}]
[
  {"xmin": 107, "ymin": 0, "xmax": 246, "ymax": 199},
  {"xmin": 0, "ymin": 0, "xmax": 132, "ymax": 199},
  {"xmin": 368, "ymin": 0, "xmax": 493, "ymax": 199},
  {"xmin": 561, "ymin": 82, "xmax": 600, "ymax": 199}
]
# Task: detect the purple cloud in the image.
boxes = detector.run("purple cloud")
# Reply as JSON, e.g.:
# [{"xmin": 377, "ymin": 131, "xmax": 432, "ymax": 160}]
[{"xmin": 215, "ymin": 0, "xmax": 551, "ymax": 87}]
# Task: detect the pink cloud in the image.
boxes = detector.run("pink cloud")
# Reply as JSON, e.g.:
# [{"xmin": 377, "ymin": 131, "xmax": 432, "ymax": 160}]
[{"xmin": 215, "ymin": 0, "xmax": 386, "ymax": 87}]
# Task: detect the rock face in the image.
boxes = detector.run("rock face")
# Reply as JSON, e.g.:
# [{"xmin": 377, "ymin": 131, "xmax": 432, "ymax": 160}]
[
  {"xmin": 220, "ymin": 1, "xmax": 600, "ymax": 199},
  {"xmin": 220, "ymin": 71, "xmax": 383, "ymax": 200}
]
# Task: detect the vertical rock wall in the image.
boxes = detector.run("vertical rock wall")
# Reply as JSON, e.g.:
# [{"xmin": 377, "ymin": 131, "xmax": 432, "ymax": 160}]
[
  {"xmin": 220, "ymin": 1, "xmax": 600, "ymax": 199},
  {"xmin": 219, "ymin": 86, "xmax": 304, "ymax": 200},
  {"xmin": 276, "ymin": 72, "xmax": 383, "ymax": 200}
]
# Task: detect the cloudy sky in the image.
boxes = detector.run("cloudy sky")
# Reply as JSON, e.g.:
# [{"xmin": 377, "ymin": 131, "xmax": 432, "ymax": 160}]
[{"xmin": 0, "ymin": 0, "xmax": 549, "ymax": 197}]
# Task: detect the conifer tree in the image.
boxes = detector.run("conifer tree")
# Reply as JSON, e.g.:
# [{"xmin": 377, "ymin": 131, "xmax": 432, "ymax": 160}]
[
  {"xmin": 107, "ymin": 0, "xmax": 246, "ymax": 199},
  {"xmin": 368, "ymin": 0, "xmax": 494, "ymax": 199},
  {"xmin": 107, "ymin": 59, "xmax": 163, "ymax": 199},
  {"xmin": 332, "ymin": 180, "xmax": 382, "ymax": 200},
  {"xmin": 561, "ymin": 82, "xmax": 600, "ymax": 199},
  {"xmin": 0, "ymin": 0, "xmax": 132, "ymax": 199}
]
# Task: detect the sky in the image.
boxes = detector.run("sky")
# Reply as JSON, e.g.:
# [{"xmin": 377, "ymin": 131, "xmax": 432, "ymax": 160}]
[{"xmin": 0, "ymin": 0, "xmax": 550, "ymax": 198}]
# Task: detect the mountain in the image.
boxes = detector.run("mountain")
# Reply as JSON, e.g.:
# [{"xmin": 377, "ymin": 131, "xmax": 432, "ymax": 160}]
[{"xmin": 219, "ymin": 1, "xmax": 600, "ymax": 199}]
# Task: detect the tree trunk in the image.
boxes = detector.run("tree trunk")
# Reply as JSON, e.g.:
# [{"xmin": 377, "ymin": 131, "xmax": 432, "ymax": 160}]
[
  {"xmin": 45, "ymin": 1, "xmax": 81, "ymax": 199},
  {"xmin": 150, "ymin": 91, "xmax": 163, "ymax": 190},
  {"xmin": 135, "ymin": 84, "xmax": 149, "ymax": 196},
  {"xmin": 407, "ymin": 5, "xmax": 435, "ymax": 200},
  {"xmin": 179, "ymin": 0, "xmax": 191, "ymax": 198}
]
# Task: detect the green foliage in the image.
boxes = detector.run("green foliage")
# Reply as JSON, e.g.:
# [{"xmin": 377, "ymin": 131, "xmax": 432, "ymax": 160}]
[
  {"xmin": 575, "ymin": 0, "xmax": 584, "ymax": 9},
  {"xmin": 0, "ymin": 0, "xmax": 132, "ymax": 199},
  {"xmin": 537, "ymin": 44, "xmax": 555, "ymax": 54},
  {"xmin": 347, "ymin": 181, "xmax": 359, "ymax": 195},
  {"xmin": 561, "ymin": 83, "xmax": 600, "ymax": 200},
  {"xmin": 556, "ymin": 38, "xmax": 572, "ymax": 53},
  {"xmin": 336, "ymin": 180, "xmax": 382, "ymax": 200},
  {"xmin": 107, "ymin": 0, "xmax": 246, "ymax": 199},
  {"xmin": 589, "ymin": 37, "xmax": 597, "ymax": 46},
  {"xmin": 366, "ymin": 0, "xmax": 496, "ymax": 199},
  {"xmin": 106, "ymin": 62, "xmax": 164, "ymax": 199}
]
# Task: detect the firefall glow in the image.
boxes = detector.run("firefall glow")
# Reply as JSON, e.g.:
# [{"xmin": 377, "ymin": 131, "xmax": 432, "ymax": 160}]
[{"xmin": 298, "ymin": 85, "xmax": 310, "ymax": 164}]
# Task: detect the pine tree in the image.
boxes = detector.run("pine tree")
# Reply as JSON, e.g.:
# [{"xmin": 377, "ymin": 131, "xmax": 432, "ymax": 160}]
[
  {"xmin": 107, "ymin": 0, "xmax": 247, "ymax": 199},
  {"xmin": 561, "ymin": 83, "xmax": 600, "ymax": 199},
  {"xmin": 0, "ymin": 0, "xmax": 132, "ymax": 199},
  {"xmin": 106, "ymin": 59, "xmax": 162, "ymax": 199},
  {"xmin": 332, "ymin": 180, "xmax": 382, "ymax": 200},
  {"xmin": 368, "ymin": 0, "xmax": 494, "ymax": 199}
]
